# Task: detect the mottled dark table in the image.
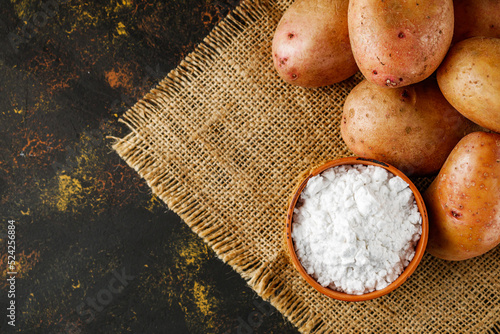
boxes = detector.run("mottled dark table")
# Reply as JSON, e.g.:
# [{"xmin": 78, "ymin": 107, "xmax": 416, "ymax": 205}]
[{"xmin": 0, "ymin": 1, "xmax": 299, "ymax": 333}]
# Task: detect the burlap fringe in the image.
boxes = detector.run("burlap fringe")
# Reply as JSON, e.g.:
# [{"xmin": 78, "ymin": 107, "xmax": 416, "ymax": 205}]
[
  {"xmin": 111, "ymin": 0, "xmax": 500, "ymax": 332},
  {"xmin": 111, "ymin": 1, "xmax": 328, "ymax": 333}
]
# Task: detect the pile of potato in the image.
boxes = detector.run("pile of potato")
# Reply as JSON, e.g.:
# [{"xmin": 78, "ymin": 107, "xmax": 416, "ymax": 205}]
[{"xmin": 272, "ymin": 0, "xmax": 500, "ymax": 261}]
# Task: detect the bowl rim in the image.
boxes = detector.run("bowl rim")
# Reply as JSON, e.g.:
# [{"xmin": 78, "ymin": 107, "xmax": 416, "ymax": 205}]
[{"xmin": 285, "ymin": 156, "xmax": 429, "ymax": 302}]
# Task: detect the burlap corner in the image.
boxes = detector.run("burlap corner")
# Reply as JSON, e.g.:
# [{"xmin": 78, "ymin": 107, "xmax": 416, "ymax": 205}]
[{"xmin": 112, "ymin": 1, "xmax": 500, "ymax": 332}]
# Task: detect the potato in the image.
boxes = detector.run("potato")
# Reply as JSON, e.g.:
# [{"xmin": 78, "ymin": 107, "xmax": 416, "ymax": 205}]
[
  {"xmin": 348, "ymin": 0, "xmax": 454, "ymax": 88},
  {"xmin": 437, "ymin": 37, "xmax": 500, "ymax": 133},
  {"xmin": 452, "ymin": 0, "xmax": 500, "ymax": 44},
  {"xmin": 271, "ymin": 0, "xmax": 358, "ymax": 87},
  {"xmin": 341, "ymin": 78, "xmax": 478, "ymax": 176},
  {"xmin": 423, "ymin": 131, "xmax": 500, "ymax": 261}
]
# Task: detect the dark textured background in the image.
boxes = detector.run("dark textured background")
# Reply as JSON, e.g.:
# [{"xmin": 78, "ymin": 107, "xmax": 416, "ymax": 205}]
[{"xmin": 0, "ymin": 1, "xmax": 299, "ymax": 333}]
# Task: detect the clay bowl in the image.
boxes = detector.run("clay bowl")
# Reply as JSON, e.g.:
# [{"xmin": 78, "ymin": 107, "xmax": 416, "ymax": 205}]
[{"xmin": 285, "ymin": 156, "xmax": 428, "ymax": 302}]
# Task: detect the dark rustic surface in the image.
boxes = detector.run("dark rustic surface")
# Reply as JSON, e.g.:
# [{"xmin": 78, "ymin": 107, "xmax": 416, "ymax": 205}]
[{"xmin": 0, "ymin": 1, "xmax": 299, "ymax": 333}]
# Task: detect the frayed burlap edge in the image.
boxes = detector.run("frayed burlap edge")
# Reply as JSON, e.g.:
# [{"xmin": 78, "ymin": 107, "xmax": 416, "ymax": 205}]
[
  {"xmin": 111, "ymin": 2, "xmax": 328, "ymax": 332},
  {"xmin": 111, "ymin": 1, "xmax": 500, "ymax": 333}
]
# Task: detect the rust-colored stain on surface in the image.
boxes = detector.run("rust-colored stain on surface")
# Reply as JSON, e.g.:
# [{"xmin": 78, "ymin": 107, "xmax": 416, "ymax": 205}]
[
  {"xmin": 0, "ymin": 249, "xmax": 41, "ymax": 289},
  {"xmin": 105, "ymin": 63, "xmax": 135, "ymax": 90},
  {"xmin": 0, "ymin": 1, "xmax": 298, "ymax": 333}
]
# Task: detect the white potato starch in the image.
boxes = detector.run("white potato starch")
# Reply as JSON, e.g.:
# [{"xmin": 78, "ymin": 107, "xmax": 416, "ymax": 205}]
[{"xmin": 292, "ymin": 164, "xmax": 422, "ymax": 295}]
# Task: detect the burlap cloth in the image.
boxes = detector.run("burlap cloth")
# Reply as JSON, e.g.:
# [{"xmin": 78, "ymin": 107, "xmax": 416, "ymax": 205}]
[{"xmin": 112, "ymin": 0, "xmax": 500, "ymax": 332}]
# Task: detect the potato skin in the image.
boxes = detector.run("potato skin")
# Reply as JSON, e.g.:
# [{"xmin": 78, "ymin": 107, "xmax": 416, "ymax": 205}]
[
  {"xmin": 423, "ymin": 131, "xmax": 500, "ymax": 261},
  {"xmin": 452, "ymin": 0, "xmax": 500, "ymax": 44},
  {"xmin": 341, "ymin": 78, "xmax": 477, "ymax": 176},
  {"xmin": 348, "ymin": 0, "xmax": 454, "ymax": 88},
  {"xmin": 271, "ymin": 0, "xmax": 358, "ymax": 87},
  {"xmin": 437, "ymin": 37, "xmax": 500, "ymax": 133}
]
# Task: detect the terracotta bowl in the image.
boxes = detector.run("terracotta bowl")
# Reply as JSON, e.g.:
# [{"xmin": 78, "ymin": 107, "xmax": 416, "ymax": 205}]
[{"xmin": 285, "ymin": 156, "xmax": 428, "ymax": 302}]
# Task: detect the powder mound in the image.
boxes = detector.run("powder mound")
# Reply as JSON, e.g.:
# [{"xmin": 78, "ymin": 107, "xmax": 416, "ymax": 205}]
[{"xmin": 292, "ymin": 164, "xmax": 422, "ymax": 295}]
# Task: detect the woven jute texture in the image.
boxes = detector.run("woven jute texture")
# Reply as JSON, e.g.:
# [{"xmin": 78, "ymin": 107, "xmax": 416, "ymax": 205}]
[{"xmin": 112, "ymin": 0, "xmax": 500, "ymax": 332}]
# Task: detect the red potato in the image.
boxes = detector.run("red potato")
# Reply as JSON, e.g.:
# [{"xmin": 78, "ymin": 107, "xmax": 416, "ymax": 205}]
[
  {"xmin": 424, "ymin": 131, "xmax": 500, "ymax": 261},
  {"xmin": 271, "ymin": 0, "xmax": 358, "ymax": 87},
  {"xmin": 348, "ymin": 0, "xmax": 454, "ymax": 88}
]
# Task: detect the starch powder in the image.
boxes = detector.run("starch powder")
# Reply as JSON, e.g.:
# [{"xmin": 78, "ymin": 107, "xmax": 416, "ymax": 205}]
[{"xmin": 292, "ymin": 164, "xmax": 422, "ymax": 295}]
